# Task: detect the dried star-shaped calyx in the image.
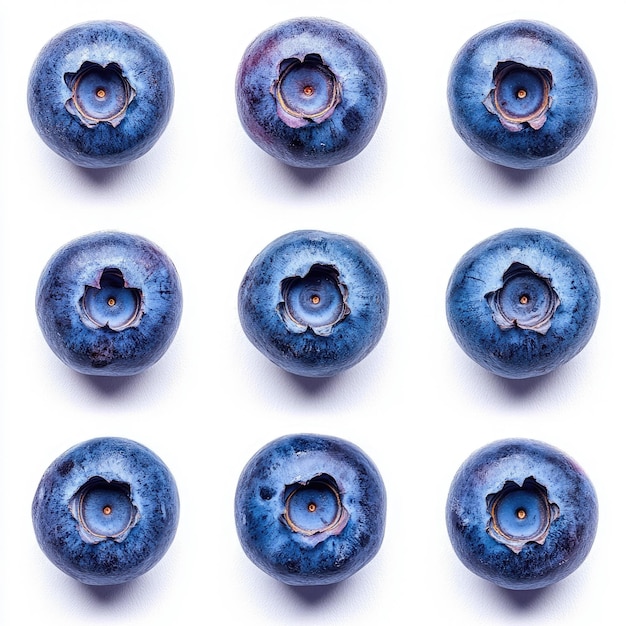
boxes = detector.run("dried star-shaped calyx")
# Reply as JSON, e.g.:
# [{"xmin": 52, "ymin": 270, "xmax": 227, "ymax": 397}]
[
  {"xmin": 278, "ymin": 264, "xmax": 350, "ymax": 336},
  {"xmin": 64, "ymin": 61, "xmax": 136, "ymax": 128},
  {"xmin": 271, "ymin": 54, "xmax": 342, "ymax": 128},
  {"xmin": 485, "ymin": 262, "xmax": 560, "ymax": 335},
  {"xmin": 282, "ymin": 474, "xmax": 349, "ymax": 546},
  {"xmin": 79, "ymin": 267, "xmax": 144, "ymax": 331},
  {"xmin": 486, "ymin": 477, "xmax": 560, "ymax": 554},
  {"xmin": 69, "ymin": 476, "xmax": 140, "ymax": 545},
  {"xmin": 483, "ymin": 61, "xmax": 553, "ymax": 131}
]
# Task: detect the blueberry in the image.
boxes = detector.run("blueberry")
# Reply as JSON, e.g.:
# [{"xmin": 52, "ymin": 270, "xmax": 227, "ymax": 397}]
[
  {"xmin": 446, "ymin": 228, "xmax": 599, "ymax": 378},
  {"xmin": 32, "ymin": 437, "xmax": 179, "ymax": 585},
  {"xmin": 235, "ymin": 17, "xmax": 386, "ymax": 168},
  {"xmin": 446, "ymin": 438, "xmax": 598, "ymax": 590},
  {"xmin": 36, "ymin": 231, "xmax": 183, "ymax": 376},
  {"xmin": 234, "ymin": 434, "xmax": 386, "ymax": 586},
  {"xmin": 448, "ymin": 20, "xmax": 597, "ymax": 169},
  {"xmin": 238, "ymin": 230, "xmax": 389, "ymax": 377},
  {"xmin": 28, "ymin": 21, "xmax": 174, "ymax": 168}
]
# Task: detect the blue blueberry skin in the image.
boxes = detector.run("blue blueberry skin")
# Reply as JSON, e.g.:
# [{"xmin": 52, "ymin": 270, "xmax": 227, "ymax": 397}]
[
  {"xmin": 32, "ymin": 437, "xmax": 180, "ymax": 585},
  {"xmin": 446, "ymin": 438, "xmax": 598, "ymax": 590},
  {"xmin": 28, "ymin": 21, "xmax": 174, "ymax": 168},
  {"xmin": 238, "ymin": 230, "xmax": 389, "ymax": 377},
  {"xmin": 448, "ymin": 20, "xmax": 597, "ymax": 169},
  {"xmin": 235, "ymin": 17, "xmax": 386, "ymax": 168},
  {"xmin": 446, "ymin": 228, "xmax": 599, "ymax": 379},
  {"xmin": 36, "ymin": 231, "xmax": 183, "ymax": 376},
  {"xmin": 235, "ymin": 434, "xmax": 386, "ymax": 586}
]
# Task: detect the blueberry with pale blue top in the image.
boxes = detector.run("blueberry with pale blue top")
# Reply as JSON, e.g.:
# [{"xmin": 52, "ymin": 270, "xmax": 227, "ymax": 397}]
[
  {"xmin": 236, "ymin": 17, "xmax": 386, "ymax": 168},
  {"xmin": 448, "ymin": 20, "xmax": 597, "ymax": 168},
  {"xmin": 446, "ymin": 439, "xmax": 598, "ymax": 589},
  {"xmin": 235, "ymin": 434, "xmax": 386, "ymax": 585},
  {"xmin": 446, "ymin": 228, "xmax": 599, "ymax": 378},
  {"xmin": 36, "ymin": 231, "xmax": 183, "ymax": 376},
  {"xmin": 238, "ymin": 230, "xmax": 389, "ymax": 377},
  {"xmin": 28, "ymin": 21, "xmax": 174, "ymax": 167},
  {"xmin": 32, "ymin": 437, "xmax": 179, "ymax": 585}
]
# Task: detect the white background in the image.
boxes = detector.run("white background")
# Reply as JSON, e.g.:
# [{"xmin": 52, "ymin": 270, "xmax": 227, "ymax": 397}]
[{"xmin": 0, "ymin": 1, "xmax": 621, "ymax": 624}]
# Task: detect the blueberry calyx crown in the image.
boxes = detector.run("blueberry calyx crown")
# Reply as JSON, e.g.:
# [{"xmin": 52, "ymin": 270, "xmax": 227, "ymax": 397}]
[
  {"xmin": 483, "ymin": 61, "xmax": 553, "ymax": 132},
  {"xmin": 271, "ymin": 54, "xmax": 342, "ymax": 129},
  {"xmin": 485, "ymin": 262, "xmax": 560, "ymax": 335},
  {"xmin": 64, "ymin": 61, "xmax": 136, "ymax": 128},
  {"xmin": 486, "ymin": 476, "xmax": 560, "ymax": 554},
  {"xmin": 282, "ymin": 473, "xmax": 349, "ymax": 546},
  {"xmin": 278, "ymin": 264, "xmax": 350, "ymax": 336},
  {"xmin": 79, "ymin": 267, "xmax": 144, "ymax": 332},
  {"xmin": 69, "ymin": 476, "xmax": 141, "ymax": 545}
]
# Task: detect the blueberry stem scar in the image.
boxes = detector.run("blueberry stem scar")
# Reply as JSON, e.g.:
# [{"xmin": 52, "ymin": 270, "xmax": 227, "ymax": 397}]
[
  {"xmin": 64, "ymin": 61, "xmax": 136, "ymax": 128},
  {"xmin": 278, "ymin": 264, "xmax": 350, "ymax": 336},
  {"xmin": 70, "ymin": 476, "xmax": 140, "ymax": 544},
  {"xmin": 80, "ymin": 267, "xmax": 144, "ymax": 332},
  {"xmin": 485, "ymin": 262, "xmax": 560, "ymax": 335},
  {"xmin": 486, "ymin": 477, "xmax": 560, "ymax": 554},
  {"xmin": 483, "ymin": 61, "xmax": 553, "ymax": 131},
  {"xmin": 273, "ymin": 54, "xmax": 342, "ymax": 127},
  {"xmin": 283, "ymin": 475, "xmax": 349, "ymax": 538}
]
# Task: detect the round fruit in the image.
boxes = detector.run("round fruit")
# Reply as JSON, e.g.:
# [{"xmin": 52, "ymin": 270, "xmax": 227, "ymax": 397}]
[
  {"xmin": 236, "ymin": 17, "xmax": 386, "ymax": 168},
  {"xmin": 28, "ymin": 20, "xmax": 174, "ymax": 168},
  {"xmin": 448, "ymin": 20, "xmax": 597, "ymax": 169},
  {"xmin": 238, "ymin": 230, "xmax": 389, "ymax": 377},
  {"xmin": 32, "ymin": 437, "xmax": 179, "ymax": 585},
  {"xmin": 235, "ymin": 433, "xmax": 386, "ymax": 585},
  {"xmin": 36, "ymin": 231, "xmax": 183, "ymax": 376},
  {"xmin": 446, "ymin": 438, "xmax": 598, "ymax": 590},
  {"xmin": 446, "ymin": 228, "xmax": 599, "ymax": 378}
]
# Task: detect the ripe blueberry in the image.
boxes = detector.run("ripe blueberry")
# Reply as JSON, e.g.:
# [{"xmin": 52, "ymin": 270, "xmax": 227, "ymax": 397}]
[
  {"xmin": 448, "ymin": 20, "xmax": 597, "ymax": 169},
  {"xmin": 28, "ymin": 21, "xmax": 174, "ymax": 168},
  {"xmin": 446, "ymin": 438, "xmax": 598, "ymax": 589},
  {"xmin": 238, "ymin": 230, "xmax": 389, "ymax": 377},
  {"xmin": 236, "ymin": 17, "xmax": 386, "ymax": 168},
  {"xmin": 235, "ymin": 433, "xmax": 386, "ymax": 585},
  {"xmin": 446, "ymin": 228, "xmax": 599, "ymax": 378},
  {"xmin": 32, "ymin": 437, "xmax": 179, "ymax": 585},
  {"xmin": 36, "ymin": 231, "xmax": 183, "ymax": 376}
]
